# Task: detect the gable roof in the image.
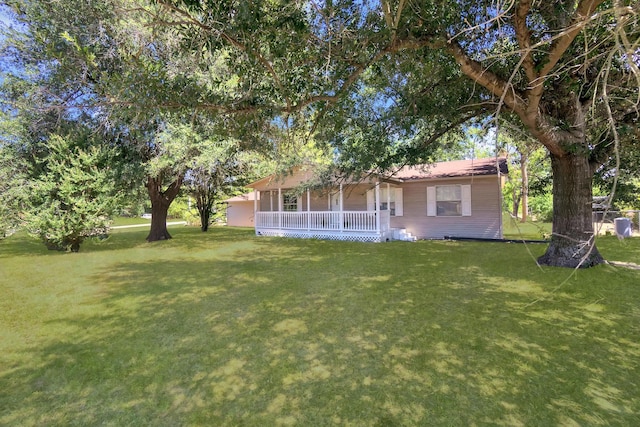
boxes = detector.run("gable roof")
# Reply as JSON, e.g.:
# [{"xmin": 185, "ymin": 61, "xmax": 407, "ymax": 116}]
[
  {"xmin": 247, "ymin": 158, "xmax": 508, "ymax": 191},
  {"xmin": 392, "ymin": 157, "xmax": 508, "ymax": 181}
]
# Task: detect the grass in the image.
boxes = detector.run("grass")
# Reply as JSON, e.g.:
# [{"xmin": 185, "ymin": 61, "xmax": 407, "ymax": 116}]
[
  {"xmin": 111, "ymin": 216, "xmax": 151, "ymax": 227},
  {"xmin": 502, "ymin": 214, "xmax": 552, "ymax": 240},
  {"xmin": 1, "ymin": 227, "xmax": 639, "ymax": 426}
]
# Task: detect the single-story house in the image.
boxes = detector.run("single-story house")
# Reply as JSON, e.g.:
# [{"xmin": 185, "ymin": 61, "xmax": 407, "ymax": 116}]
[{"xmin": 238, "ymin": 157, "xmax": 508, "ymax": 242}]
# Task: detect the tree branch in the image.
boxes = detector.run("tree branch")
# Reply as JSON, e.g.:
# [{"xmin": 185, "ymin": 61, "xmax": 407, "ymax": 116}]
[
  {"xmin": 447, "ymin": 40, "xmax": 527, "ymax": 114},
  {"xmin": 154, "ymin": 0, "xmax": 292, "ymax": 111},
  {"xmin": 539, "ymin": 0, "xmax": 605, "ymax": 80},
  {"xmin": 526, "ymin": 0, "xmax": 606, "ymax": 115},
  {"xmin": 513, "ymin": 0, "xmax": 538, "ymax": 84}
]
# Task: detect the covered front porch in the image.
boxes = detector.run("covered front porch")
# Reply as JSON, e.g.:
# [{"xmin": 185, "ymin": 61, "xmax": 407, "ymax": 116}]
[
  {"xmin": 255, "ymin": 209, "xmax": 392, "ymax": 242},
  {"xmin": 251, "ymin": 178, "xmax": 400, "ymax": 242}
]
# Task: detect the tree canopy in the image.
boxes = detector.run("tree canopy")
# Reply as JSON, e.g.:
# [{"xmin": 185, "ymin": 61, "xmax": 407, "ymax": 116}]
[{"xmin": 2, "ymin": 0, "xmax": 639, "ymax": 266}]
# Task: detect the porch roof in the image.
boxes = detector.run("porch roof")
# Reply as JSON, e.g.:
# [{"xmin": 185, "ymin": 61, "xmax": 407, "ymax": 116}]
[
  {"xmin": 246, "ymin": 166, "xmax": 385, "ymax": 191},
  {"xmin": 224, "ymin": 192, "xmax": 259, "ymax": 203}
]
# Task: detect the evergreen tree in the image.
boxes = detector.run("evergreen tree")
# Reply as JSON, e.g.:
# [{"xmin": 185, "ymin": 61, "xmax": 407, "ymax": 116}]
[{"xmin": 25, "ymin": 132, "xmax": 122, "ymax": 252}]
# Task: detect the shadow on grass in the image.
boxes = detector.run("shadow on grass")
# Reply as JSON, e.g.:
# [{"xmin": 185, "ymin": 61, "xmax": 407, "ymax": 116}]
[
  {"xmin": 0, "ymin": 226, "xmax": 257, "ymax": 259},
  {"xmin": 2, "ymin": 233, "xmax": 640, "ymax": 425},
  {"xmin": 0, "ymin": 231, "xmax": 52, "ymax": 258}
]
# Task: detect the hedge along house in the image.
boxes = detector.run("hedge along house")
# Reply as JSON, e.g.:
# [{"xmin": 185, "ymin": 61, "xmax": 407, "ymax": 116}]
[{"xmin": 246, "ymin": 157, "xmax": 508, "ymax": 242}]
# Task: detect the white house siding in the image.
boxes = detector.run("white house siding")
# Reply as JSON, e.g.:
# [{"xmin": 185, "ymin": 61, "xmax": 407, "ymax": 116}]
[{"xmin": 390, "ymin": 176, "xmax": 503, "ymax": 239}]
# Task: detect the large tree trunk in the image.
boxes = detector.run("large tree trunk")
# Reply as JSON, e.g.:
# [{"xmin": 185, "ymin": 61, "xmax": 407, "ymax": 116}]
[
  {"xmin": 146, "ymin": 175, "xmax": 183, "ymax": 242},
  {"xmin": 199, "ymin": 209, "xmax": 211, "ymax": 232},
  {"xmin": 148, "ymin": 198, "xmax": 172, "ymax": 241},
  {"xmin": 537, "ymin": 153, "xmax": 604, "ymax": 268}
]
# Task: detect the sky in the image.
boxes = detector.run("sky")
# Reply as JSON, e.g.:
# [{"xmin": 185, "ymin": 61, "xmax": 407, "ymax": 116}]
[
  {"xmin": 0, "ymin": 5, "xmax": 27, "ymax": 80},
  {"xmin": 0, "ymin": 5, "xmax": 15, "ymax": 77},
  {"xmin": 0, "ymin": 4, "xmax": 14, "ymax": 35}
]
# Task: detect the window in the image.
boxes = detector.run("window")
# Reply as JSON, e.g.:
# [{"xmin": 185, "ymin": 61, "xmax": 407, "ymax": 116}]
[
  {"xmin": 427, "ymin": 185, "xmax": 471, "ymax": 217},
  {"xmin": 282, "ymin": 194, "xmax": 298, "ymax": 211},
  {"xmin": 437, "ymin": 185, "xmax": 461, "ymax": 216}
]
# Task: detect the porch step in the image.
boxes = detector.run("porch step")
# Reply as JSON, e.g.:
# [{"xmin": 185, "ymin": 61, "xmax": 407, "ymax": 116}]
[{"xmin": 392, "ymin": 228, "xmax": 417, "ymax": 242}]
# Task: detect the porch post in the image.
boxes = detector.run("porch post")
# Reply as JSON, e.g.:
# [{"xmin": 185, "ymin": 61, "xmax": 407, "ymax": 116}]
[
  {"xmin": 375, "ymin": 181, "xmax": 381, "ymax": 234},
  {"xmin": 339, "ymin": 183, "xmax": 344, "ymax": 232},
  {"xmin": 278, "ymin": 188, "xmax": 282, "ymax": 230},
  {"xmin": 253, "ymin": 189, "xmax": 258, "ymax": 229},
  {"xmin": 386, "ymin": 183, "xmax": 391, "ymax": 211},
  {"xmin": 307, "ymin": 189, "xmax": 311, "ymax": 231}
]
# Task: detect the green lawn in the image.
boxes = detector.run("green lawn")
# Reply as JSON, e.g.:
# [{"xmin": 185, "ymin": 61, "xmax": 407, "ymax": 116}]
[
  {"xmin": 111, "ymin": 216, "xmax": 152, "ymax": 227},
  {"xmin": 1, "ymin": 227, "xmax": 639, "ymax": 426},
  {"xmin": 502, "ymin": 215, "xmax": 552, "ymax": 240}
]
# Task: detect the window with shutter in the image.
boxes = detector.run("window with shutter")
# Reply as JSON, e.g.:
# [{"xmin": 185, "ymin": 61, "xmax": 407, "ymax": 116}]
[
  {"xmin": 461, "ymin": 185, "xmax": 472, "ymax": 216},
  {"xmin": 427, "ymin": 187, "xmax": 437, "ymax": 216},
  {"xmin": 427, "ymin": 185, "xmax": 471, "ymax": 216}
]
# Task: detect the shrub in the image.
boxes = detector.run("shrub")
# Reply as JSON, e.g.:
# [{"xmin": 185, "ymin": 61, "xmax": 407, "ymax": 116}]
[
  {"xmin": 25, "ymin": 134, "xmax": 121, "ymax": 252},
  {"xmin": 528, "ymin": 193, "xmax": 553, "ymax": 222}
]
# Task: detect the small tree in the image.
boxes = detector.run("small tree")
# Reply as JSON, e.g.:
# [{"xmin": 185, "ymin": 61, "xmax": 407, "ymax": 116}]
[
  {"xmin": 0, "ymin": 144, "xmax": 28, "ymax": 239},
  {"xmin": 0, "ymin": 111, "xmax": 29, "ymax": 238},
  {"xmin": 188, "ymin": 159, "xmax": 225, "ymax": 232},
  {"xmin": 26, "ymin": 133, "xmax": 121, "ymax": 252},
  {"xmin": 185, "ymin": 138, "xmax": 261, "ymax": 232}
]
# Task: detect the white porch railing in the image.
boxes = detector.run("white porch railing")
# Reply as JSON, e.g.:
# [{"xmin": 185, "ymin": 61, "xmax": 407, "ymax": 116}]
[{"xmin": 255, "ymin": 211, "xmax": 391, "ymax": 242}]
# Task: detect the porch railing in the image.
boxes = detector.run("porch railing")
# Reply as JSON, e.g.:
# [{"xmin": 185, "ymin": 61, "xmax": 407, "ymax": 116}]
[{"xmin": 255, "ymin": 210, "xmax": 390, "ymax": 234}]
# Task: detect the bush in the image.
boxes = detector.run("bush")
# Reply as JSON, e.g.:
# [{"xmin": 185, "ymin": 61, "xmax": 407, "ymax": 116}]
[
  {"xmin": 529, "ymin": 193, "xmax": 553, "ymax": 222},
  {"xmin": 25, "ymin": 134, "xmax": 121, "ymax": 252},
  {"xmin": 167, "ymin": 197, "xmax": 202, "ymax": 226}
]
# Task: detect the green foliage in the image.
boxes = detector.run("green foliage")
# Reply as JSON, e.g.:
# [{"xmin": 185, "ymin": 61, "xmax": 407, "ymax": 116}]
[
  {"xmin": 188, "ymin": 146, "xmax": 263, "ymax": 231},
  {"xmin": 497, "ymin": 128, "xmax": 551, "ymax": 219},
  {"xmin": 594, "ymin": 138, "xmax": 640, "ymax": 210},
  {"xmin": 146, "ymin": 122, "xmax": 200, "ymax": 180},
  {"xmin": 25, "ymin": 133, "xmax": 122, "ymax": 252},
  {"xmin": 529, "ymin": 192, "xmax": 554, "ymax": 223},
  {"xmin": 0, "ymin": 144, "xmax": 28, "ymax": 238},
  {"xmin": 166, "ymin": 196, "xmax": 199, "ymax": 224},
  {"xmin": 0, "ymin": 111, "xmax": 28, "ymax": 238}
]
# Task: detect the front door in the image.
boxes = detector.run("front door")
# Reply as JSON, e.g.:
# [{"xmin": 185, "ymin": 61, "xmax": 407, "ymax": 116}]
[{"xmin": 331, "ymin": 192, "xmax": 341, "ymax": 211}]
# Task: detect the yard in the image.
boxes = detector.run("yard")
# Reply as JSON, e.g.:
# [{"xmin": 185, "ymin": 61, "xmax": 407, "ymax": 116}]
[{"xmin": 1, "ymin": 226, "xmax": 639, "ymax": 426}]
